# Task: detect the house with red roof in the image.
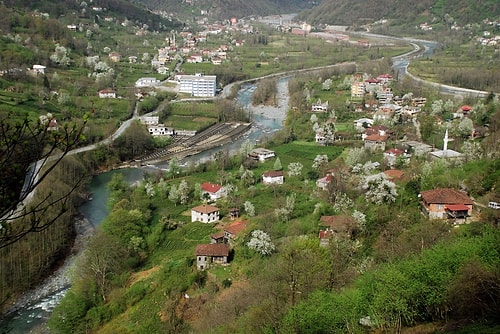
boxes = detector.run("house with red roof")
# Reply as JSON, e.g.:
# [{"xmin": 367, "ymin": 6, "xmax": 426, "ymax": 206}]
[
  {"xmin": 318, "ymin": 215, "xmax": 354, "ymax": 246},
  {"xmin": 420, "ymin": 188, "xmax": 473, "ymax": 220},
  {"xmin": 195, "ymin": 243, "xmax": 230, "ymax": 270},
  {"xmin": 316, "ymin": 173, "xmax": 333, "ymax": 190},
  {"xmin": 191, "ymin": 204, "xmax": 220, "ymax": 223},
  {"xmin": 201, "ymin": 182, "xmax": 225, "ymax": 202}
]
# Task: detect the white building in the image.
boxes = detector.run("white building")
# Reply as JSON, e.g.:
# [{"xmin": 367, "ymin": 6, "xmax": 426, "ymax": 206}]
[
  {"xmin": 178, "ymin": 74, "xmax": 216, "ymax": 97},
  {"xmin": 248, "ymin": 148, "xmax": 275, "ymax": 162},
  {"xmin": 191, "ymin": 204, "xmax": 220, "ymax": 223},
  {"xmin": 135, "ymin": 77, "xmax": 160, "ymax": 88},
  {"xmin": 147, "ymin": 124, "xmax": 174, "ymax": 136}
]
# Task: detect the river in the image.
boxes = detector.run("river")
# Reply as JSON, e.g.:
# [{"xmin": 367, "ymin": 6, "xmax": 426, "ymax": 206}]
[{"xmin": 0, "ymin": 78, "xmax": 289, "ymax": 333}]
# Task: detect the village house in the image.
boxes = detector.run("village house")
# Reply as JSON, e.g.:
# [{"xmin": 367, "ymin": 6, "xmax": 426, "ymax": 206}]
[
  {"xmin": 364, "ymin": 133, "xmax": 389, "ymax": 151},
  {"xmin": 262, "ymin": 170, "xmax": 284, "ymax": 185},
  {"xmin": 201, "ymin": 182, "xmax": 225, "ymax": 202},
  {"xmin": 248, "ymin": 148, "xmax": 275, "ymax": 162},
  {"xmin": 311, "ymin": 99, "xmax": 329, "ymax": 112},
  {"xmin": 420, "ymin": 188, "xmax": 473, "ymax": 220},
  {"xmin": 316, "ymin": 173, "xmax": 333, "ymax": 190},
  {"xmin": 135, "ymin": 77, "xmax": 160, "ymax": 88},
  {"xmin": 191, "ymin": 204, "xmax": 220, "ymax": 223},
  {"xmin": 318, "ymin": 215, "xmax": 354, "ymax": 246},
  {"xmin": 147, "ymin": 124, "xmax": 174, "ymax": 137},
  {"xmin": 31, "ymin": 64, "xmax": 46, "ymax": 75},
  {"xmin": 354, "ymin": 118, "xmax": 374, "ymax": 129},
  {"xmin": 98, "ymin": 89, "xmax": 116, "ymax": 99},
  {"xmin": 383, "ymin": 147, "xmax": 405, "ymax": 167},
  {"xmin": 211, "ymin": 220, "xmax": 249, "ymax": 244},
  {"xmin": 108, "ymin": 52, "xmax": 121, "ymax": 62},
  {"xmin": 195, "ymin": 243, "xmax": 230, "ymax": 270}
]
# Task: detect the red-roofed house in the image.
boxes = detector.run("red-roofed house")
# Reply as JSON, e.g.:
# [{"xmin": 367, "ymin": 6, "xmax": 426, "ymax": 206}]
[
  {"xmin": 262, "ymin": 170, "xmax": 284, "ymax": 185},
  {"xmin": 195, "ymin": 243, "xmax": 230, "ymax": 270},
  {"xmin": 224, "ymin": 220, "xmax": 249, "ymax": 243},
  {"xmin": 384, "ymin": 147, "xmax": 405, "ymax": 167},
  {"xmin": 201, "ymin": 182, "xmax": 225, "ymax": 201},
  {"xmin": 319, "ymin": 215, "xmax": 354, "ymax": 239},
  {"xmin": 191, "ymin": 204, "xmax": 220, "ymax": 223},
  {"xmin": 383, "ymin": 169, "xmax": 405, "ymax": 181},
  {"xmin": 364, "ymin": 134, "xmax": 389, "ymax": 151},
  {"xmin": 420, "ymin": 188, "xmax": 473, "ymax": 220},
  {"xmin": 316, "ymin": 173, "xmax": 333, "ymax": 190}
]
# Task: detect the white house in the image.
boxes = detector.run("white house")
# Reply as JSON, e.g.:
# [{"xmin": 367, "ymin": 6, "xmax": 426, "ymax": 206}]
[
  {"xmin": 98, "ymin": 89, "xmax": 116, "ymax": 98},
  {"xmin": 32, "ymin": 65, "xmax": 46, "ymax": 75},
  {"xmin": 147, "ymin": 124, "xmax": 174, "ymax": 136},
  {"xmin": 249, "ymin": 148, "xmax": 275, "ymax": 162},
  {"xmin": 311, "ymin": 99, "xmax": 329, "ymax": 112},
  {"xmin": 201, "ymin": 182, "xmax": 225, "ymax": 201},
  {"xmin": 262, "ymin": 170, "xmax": 284, "ymax": 185},
  {"xmin": 135, "ymin": 77, "xmax": 160, "ymax": 88},
  {"xmin": 191, "ymin": 204, "xmax": 220, "ymax": 223}
]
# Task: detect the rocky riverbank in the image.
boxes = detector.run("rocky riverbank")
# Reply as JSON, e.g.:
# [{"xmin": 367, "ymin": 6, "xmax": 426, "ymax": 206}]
[{"xmin": 0, "ymin": 216, "xmax": 95, "ymax": 331}]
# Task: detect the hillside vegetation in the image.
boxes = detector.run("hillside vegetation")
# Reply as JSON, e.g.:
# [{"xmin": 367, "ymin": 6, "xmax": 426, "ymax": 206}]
[{"xmin": 297, "ymin": 0, "xmax": 499, "ymax": 31}]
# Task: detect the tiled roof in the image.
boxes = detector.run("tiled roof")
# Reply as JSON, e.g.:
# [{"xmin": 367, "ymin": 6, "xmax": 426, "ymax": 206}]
[
  {"xmin": 319, "ymin": 215, "xmax": 354, "ymax": 231},
  {"xmin": 364, "ymin": 134, "xmax": 389, "ymax": 142},
  {"xmin": 192, "ymin": 204, "xmax": 219, "ymax": 214},
  {"xmin": 383, "ymin": 169, "xmax": 404, "ymax": 180},
  {"xmin": 420, "ymin": 188, "xmax": 473, "ymax": 205},
  {"xmin": 195, "ymin": 243, "xmax": 229, "ymax": 256},
  {"xmin": 224, "ymin": 220, "xmax": 249, "ymax": 236},
  {"xmin": 201, "ymin": 182, "xmax": 222, "ymax": 193},
  {"xmin": 263, "ymin": 170, "xmax": 284, "ymax": 177}
]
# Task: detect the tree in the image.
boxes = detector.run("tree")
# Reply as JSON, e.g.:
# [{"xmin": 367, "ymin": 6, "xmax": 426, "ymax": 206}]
[
  {"xmin": 0, "ymin": 114, "xmax": 86, "ymax": 248},
  {"xmin": 287, "ymin": 162, "xmax": 303, "ymax": 178},
  {"xmin": 362, "ymin": 173, "xmax": 398, "ymax": 205},
  {"xmin": 244, "ymin": 201, "xmax": 256, "ymax": 217},
  {"xmin": 273, "ymin": 157, "xmax": 282, "ymax": 171},
  {"xmin": 247, "ymin": 230, "xmax": 275, "ymax": 256}
]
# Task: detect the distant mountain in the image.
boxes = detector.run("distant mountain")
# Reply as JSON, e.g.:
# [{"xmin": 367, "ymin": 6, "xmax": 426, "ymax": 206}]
[
  {"xmin": 133, "ymin": 0, "xmax": 316, "ymax": 21},
  {"xmin": 296, "ymin": 0, "xmax": 499, "ymax": 28}
]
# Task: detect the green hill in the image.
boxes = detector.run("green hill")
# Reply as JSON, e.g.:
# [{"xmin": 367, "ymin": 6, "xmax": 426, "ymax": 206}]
[{"xmin": 296, "ymin": 0, "xmax": 500, "ymax": 30}]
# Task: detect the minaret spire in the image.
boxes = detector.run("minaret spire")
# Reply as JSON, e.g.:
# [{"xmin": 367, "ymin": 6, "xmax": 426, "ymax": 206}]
[{"xmin": 443, "ymin": 127, "xmax": 449, "ymax": 151}]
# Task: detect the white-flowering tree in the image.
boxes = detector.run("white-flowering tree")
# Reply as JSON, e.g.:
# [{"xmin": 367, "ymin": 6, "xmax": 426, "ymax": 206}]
[
  {"xmin": 333, "ymin": 192, "xmax": 353, "ymax": 213},
  {"xmin": 322, "ymin": 78, "xmax": 332, "ymax": 91},
  {"xmin": 168, "ymin": 184, "xmax": 179, "ymax": 205},
  {"xmin": 287, "ymin": 162, "xmax": 303, "ymax": 177},
  {"xmin": 310, "ymin": 114, "xmax": 318, "ymax": 123},
  {"xmin": 361, "ymin": 173, "xmax": 397, "ymax": 205},
  {"xmin": 144, "ymin": 182, "xmax": 155, "ymax": 197},
  {"xmin": 50, "ymin": 44, "xmax": 71, "ymax": 66},
  {"xmin": 247, "ymin": 230, "xmax": 275, "ymax": 256},
  {"xmin": 345, "ymin": 147, "xmax": 367, "ymax": 167},
  {"xmin": 457, "ymin": 117, "xmax": 474, "ymax": 138},
  {"xmin": 430, "ymin": 99, "xmax": 443, "ymax": 116},
  {"xmin": 352, "ymin": 210, "xmax": 367, "ymax": 232},
  {"xmin": 178, "ymin": 180, "xmax": 190, "ymax": 205},
  {"xmin": 461, "ymin": 141, "xmax": 484, "ymax": 162},
  {"xmin": 244, "ymin": 201, "xmax": 255, "ymax": 217},
  {"xmin": 274, "ymin": 193, "xmax": 296, "ymax": 222},
  {"xmin": 312, "ymin": 154, "xmax": 329, "ymax": 170}
]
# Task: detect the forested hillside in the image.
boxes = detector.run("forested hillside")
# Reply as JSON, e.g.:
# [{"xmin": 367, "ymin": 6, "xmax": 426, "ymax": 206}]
[
  {"xmin": 135, "ymin": 0, "xmax": 314, "ymax": 21},
  {"xmin": 296, "ymin": 0, "xmax": 500, "ymax": 29}
]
